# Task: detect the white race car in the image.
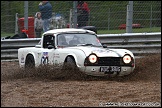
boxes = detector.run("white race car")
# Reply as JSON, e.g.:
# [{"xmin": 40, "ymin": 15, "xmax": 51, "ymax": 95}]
[{"xmin": 18, "ymin": 28, "xmax": 135, "ymax": 77}]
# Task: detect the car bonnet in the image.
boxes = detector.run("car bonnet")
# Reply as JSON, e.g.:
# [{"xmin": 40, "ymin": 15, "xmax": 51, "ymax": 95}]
[{"xmin": 67, "ymin": 46, "xmax": 132, "ymax": 57}]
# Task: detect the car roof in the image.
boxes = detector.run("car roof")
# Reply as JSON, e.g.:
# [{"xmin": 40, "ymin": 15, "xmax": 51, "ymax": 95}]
[{"xmin": 42, "ymin": 28, "xmax": 96, "ymax": 36}]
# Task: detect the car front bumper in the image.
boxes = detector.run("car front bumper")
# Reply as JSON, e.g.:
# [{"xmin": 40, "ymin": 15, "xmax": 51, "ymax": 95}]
[{"xmin": 79, "ymin": 66, "xmax": 135, "ymax": 77}]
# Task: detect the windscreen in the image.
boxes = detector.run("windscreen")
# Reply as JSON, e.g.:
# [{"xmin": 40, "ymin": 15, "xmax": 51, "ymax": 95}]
[{"xmin": 57, "ymin": 33, "xmax": 103, "ymax": 47}]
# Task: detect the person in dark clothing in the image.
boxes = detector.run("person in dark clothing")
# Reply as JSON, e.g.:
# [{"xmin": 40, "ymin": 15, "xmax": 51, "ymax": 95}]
[
  {"xmin": 39, "ymin": 1, "xmax": 52, "ymax": 32},
  {"xmin": 77, "ymin": 1, "xmax": 90, "ymax": 27}
]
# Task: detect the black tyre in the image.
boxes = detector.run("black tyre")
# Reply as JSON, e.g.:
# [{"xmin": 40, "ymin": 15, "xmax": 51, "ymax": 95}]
[
  {"xmin": 25, "ymin": 54, "xmax": 35, "ymax": 69},
  {"xmin": 63, "ymin": 56, "xmax": 78, "ymax": 71},
  {"xmin": 60, "ymin": 56, "xmax": 90, "ymax": 80}
]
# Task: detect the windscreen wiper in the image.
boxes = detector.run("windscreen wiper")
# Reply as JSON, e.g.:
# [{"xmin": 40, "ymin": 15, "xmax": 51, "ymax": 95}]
[{"xmin": 77, "ymin": 43, "xmax": 101, "ymax": 47}]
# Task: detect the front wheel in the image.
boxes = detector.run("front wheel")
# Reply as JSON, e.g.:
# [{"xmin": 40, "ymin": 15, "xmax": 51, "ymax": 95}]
[
  {"xmin": 61, "ymin": 56, "xmax": 87, "ymax": 79},
  {"xmin": 62, "ymin": 56, "xmax": 78, "ymax": 71}
]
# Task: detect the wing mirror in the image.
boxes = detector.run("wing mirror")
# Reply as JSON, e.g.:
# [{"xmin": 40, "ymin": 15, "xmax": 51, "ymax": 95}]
[
  {"xmin": 35, "ymin": 45, "xmax": 41, "ymax": 48},
  {"xmin": 102, "ymin": 44, "xmax": 108, "ymax": 48}
]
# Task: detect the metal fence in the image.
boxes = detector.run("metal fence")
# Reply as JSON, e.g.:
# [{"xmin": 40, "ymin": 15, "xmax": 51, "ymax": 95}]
[
  {"xmin": 1, "ymin": 32, "xmax": 161, "ymax": 61},
  {"xmin": 1, "ymin": 1, "xmax": 161, "ymax": 36}
]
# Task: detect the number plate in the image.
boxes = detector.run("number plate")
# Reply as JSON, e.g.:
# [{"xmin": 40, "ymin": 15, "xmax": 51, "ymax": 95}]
[{"xmin": 100, "ymin": 66, "xmax": 121, "ymax": 72}]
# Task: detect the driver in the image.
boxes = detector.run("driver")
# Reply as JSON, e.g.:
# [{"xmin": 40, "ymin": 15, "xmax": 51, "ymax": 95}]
[
  {"xmin": 58, "ymin": 35, "xmax": 68, "ymax": 46},
  {"xmin": 69, "ymin": 35, "xmax": 80, "ymax": 45}
]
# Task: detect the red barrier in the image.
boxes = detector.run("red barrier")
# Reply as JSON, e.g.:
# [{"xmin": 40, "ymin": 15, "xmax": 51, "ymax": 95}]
[
  {"xmin": 118, "ymin": 23, "xmax": 142, "ymax": 29},
  {"xmin": 18, "ymin": 17, "xmax": 35, "ymax": 38}
]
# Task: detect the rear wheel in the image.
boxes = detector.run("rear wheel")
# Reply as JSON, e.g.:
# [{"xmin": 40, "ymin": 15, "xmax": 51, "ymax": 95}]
[{"xmin": 25, "ymin": 54, "xmax": 35, "ymax": 69}]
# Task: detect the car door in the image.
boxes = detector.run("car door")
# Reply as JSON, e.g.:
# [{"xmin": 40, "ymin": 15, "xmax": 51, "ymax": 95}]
[
  {"xmin": 41, "ymin": 34, "xmax": 55, "ymax": 65},
  {"xmin": 52, "ymin": 34, "xmax": 69, "ymax": 67}
]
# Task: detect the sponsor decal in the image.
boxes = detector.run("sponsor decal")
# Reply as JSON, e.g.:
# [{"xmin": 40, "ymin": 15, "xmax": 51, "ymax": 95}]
[
  {"xmin": 54, "ymin": 53, "xmax": 60, "ymax": 58},
  {"xmin": 21, "ymin": 54, "xmax": 24, "ymax": 63},
  {"xmin": 93, "ymin": 49, "xmax": 107, "ymax": 53},
  {"xmin": 43, "ymin": 52, "xmax": 48, "ymax": 56},
  {"xmin": 37, "ymin": 53, "xmax": 41, "ymax": 58},
  {"xmin": 55, "ymin": 60, "xmax": 58, "ymax": 65},
  {"xmin": 41, "ymin": 52, "xmax": 49, "ymax": 64}
]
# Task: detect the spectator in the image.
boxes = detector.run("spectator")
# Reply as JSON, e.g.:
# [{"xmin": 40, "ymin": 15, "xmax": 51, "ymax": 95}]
[
  {"xmin": 77, "ymin": 1, "xmax": 90, "ymax": 27},
  {"xmin": 39, "ymin": 1, "xmax": 52, "ymax": 32},
  {"xmin": 34, "ymin": 12, "xmax": 43, "ymax": 38}
]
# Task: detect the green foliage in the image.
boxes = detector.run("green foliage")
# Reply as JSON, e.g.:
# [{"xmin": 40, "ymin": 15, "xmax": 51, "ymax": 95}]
[
  {"xmin": 1, "ymin": 1, "xmax": 161, "ymax": 34},
  {"xmin": 1, "ymin": 27, "xmax": 160, "ymax": 37},
  {"xmin": 97, "ymin": 27, "xmax": 161, "ymax": 34}
]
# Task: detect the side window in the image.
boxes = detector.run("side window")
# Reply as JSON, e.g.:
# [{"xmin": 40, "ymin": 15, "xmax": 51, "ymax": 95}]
[
  {"xmin": 43, "ymin": 35, "xmax": 55, "ymax": 48},
  {"xmin": 38, "ymin": 40, "xmax": 41, "ymax": 45}
]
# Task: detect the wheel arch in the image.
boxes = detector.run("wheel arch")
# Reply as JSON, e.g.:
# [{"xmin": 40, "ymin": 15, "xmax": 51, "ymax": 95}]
[
  {"xmin": 64, "ymin": 51, "xmax": 86, "ymax": 67},
  {"xmin": 25, "ymin": 52, "xmax": 36, "ymax": 65},
  {"xmin": 65, "ymin": 55, "xmax": 76, "ymax": 64}
]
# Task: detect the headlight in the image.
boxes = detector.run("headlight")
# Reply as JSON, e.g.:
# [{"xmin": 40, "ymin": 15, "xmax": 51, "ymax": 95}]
[
  {"xmin": 123, "ymin": 54, "xmax": 132, "ymax": 64},
  {"xmin": 89, "ymin": 54, "xmax": 97, "ymax": 63}
]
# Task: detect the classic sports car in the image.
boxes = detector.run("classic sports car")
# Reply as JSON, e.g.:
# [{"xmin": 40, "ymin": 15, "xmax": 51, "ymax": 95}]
[{"xmin": 18, "ymin": 28, "xmax": 135, "ymax": 77}]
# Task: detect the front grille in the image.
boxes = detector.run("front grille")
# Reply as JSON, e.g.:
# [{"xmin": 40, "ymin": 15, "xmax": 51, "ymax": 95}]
[
  {"xmin": 85, "ymin": 57, "xmax": 122, "ymax": 66},
  {"xmin": 98, "ymin": 57, "xmax": 121, "ymax": 66}
]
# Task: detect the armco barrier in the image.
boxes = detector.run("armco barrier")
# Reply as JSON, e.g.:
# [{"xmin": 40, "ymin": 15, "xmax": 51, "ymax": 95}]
[{"xmin": 1, "ymin": 32, "xmax": 161, "ymax": 61}]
